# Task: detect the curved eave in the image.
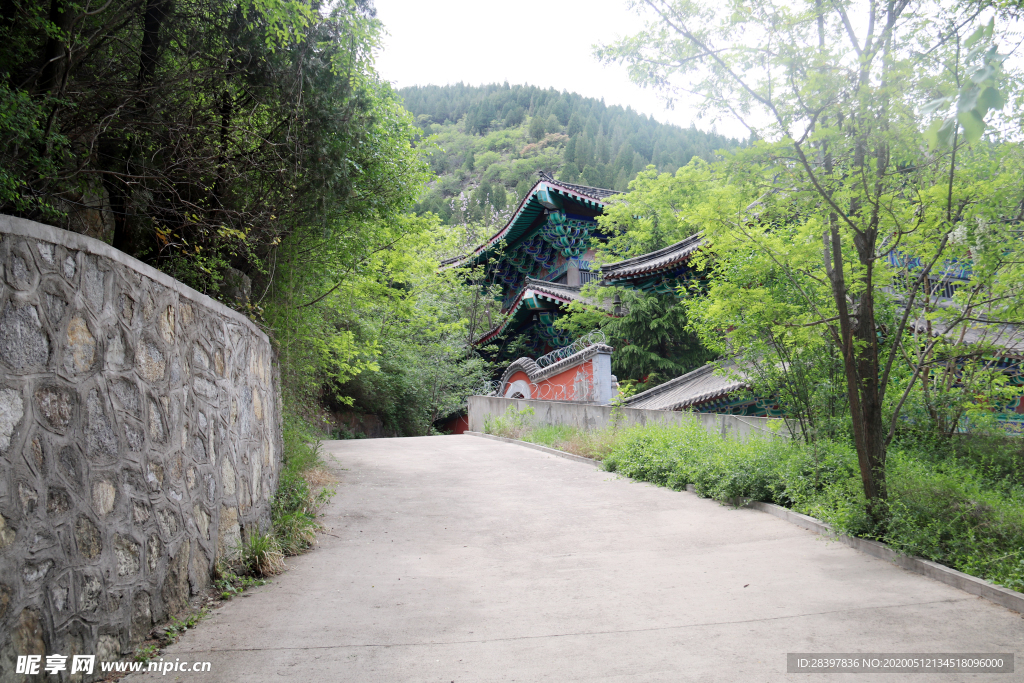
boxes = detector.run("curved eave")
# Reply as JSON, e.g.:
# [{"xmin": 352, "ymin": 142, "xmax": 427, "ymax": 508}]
[
  {"xmin": 449, "ymin": 179, "xmax": 612, "ymax": 270},
  {"xmin": 474, "ymin": 285, "xmax": 580, "ymax": 345},
  {"xmin": 602, "ymin": 258, "xmax": 695, "ymax": 284},
  {"xmin": 601, "ymin": 234, "xmax": 705, "ymax": 283},
  {"xmin": 635, "ymin": 382, "xmax": 749, "ymax": 412}
]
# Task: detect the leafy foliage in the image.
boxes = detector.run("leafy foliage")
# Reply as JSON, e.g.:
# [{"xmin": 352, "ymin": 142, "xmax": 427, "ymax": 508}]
[
  {"xmin": 597, "ymin": 0, "xmax": 1024, "ymax": 521},
  {"xmin": 402, "ymin": 83, "xmax": 738, "ymax": 228},
  {"xmin": 558, "ymin": 288, "xmax": 714, "ymax": 390}
]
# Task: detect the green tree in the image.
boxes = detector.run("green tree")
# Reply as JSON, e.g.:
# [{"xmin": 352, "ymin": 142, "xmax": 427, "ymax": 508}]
[
  {"xmin": 529, "ymin": 115, "xmax": 546, "ymax": 141},
  {"xmin": 558, "ymin": 288, "xmax": 713, "ymax": 390},
  {"xmin": 599, "ymin": 0, "xmax": 1024, "ymax": 522}
]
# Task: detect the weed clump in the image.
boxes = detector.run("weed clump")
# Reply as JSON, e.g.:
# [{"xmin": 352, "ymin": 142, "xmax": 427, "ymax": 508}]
[
  {"xmin": 483, "ymin": 405, "xmax": 535, "ymax": 439},
  {"xmin": 272, "ymin": 416, "xmax": 335, "ymax": 556}
]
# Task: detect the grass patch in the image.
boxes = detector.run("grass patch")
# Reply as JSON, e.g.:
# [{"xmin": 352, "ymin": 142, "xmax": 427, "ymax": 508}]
[
  {"xmin": 271, "ymin": 415, "xmax": 336, "ymax": 557},
  {"xmin": 520, "ymin": 424, "xmax": 621, "ymax": 461},
  {"xmin": 482, "ymin": 407, "xmax": 623, "ymax": 460}
]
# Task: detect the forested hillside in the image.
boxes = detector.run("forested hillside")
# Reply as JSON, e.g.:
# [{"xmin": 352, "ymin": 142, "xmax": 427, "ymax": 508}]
[{"xmin": 399, "ymin": 83, "xmax": 739, "ymax": 227}]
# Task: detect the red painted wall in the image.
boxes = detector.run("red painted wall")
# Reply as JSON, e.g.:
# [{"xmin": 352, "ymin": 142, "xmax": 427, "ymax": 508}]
[{"xmin": 504, "ymin": 360, "xmax": 597, "ymax": 401}]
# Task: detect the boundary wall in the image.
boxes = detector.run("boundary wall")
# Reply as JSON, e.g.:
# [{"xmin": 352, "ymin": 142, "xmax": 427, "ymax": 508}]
[
  {"xmin": 0, "ymin": 215, "xmax": 281, "ymax": 681},
  {"xmin": 467, "ymin": 395, "xmax": 793, "ymax": 441}
]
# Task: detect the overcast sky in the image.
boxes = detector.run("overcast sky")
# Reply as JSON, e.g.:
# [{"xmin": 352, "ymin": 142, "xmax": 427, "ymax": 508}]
[{"xmin": 372, "ymin": 0, "xmax": 743, "ymax": 137}]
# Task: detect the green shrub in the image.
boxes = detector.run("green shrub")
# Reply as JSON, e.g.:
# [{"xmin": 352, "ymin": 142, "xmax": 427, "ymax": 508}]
[{"xmin": 885, "ymin": 450, "xmax": 1024, "ymax": 592}]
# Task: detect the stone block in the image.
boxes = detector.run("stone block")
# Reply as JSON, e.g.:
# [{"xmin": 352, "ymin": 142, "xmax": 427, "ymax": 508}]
[
  {"xmin": 62, "ymin": 254, "xmax": 76, "ymax": 280},
  {"xmin": 36, "ymin": 242, "xmax": 54, "ymax": 265},
  {"xmin": 147, "ymin": 535, "xmax": 160, "ymax": 572},
  {"xmin": 114, "ymin": 535, "xmax": 140, "ymax": 576},
  {"xmin": 104, "ymin": 329, "xmax": 126, "ymax": 369},
  {"xmin": 0, "ymin": 388, "xmax": 24, "ymax": 452},
  {"xmin": 119, "ymin": 292, "xmax": 135, "ymax": 325},
  {"xmin": 220, "ymin": 458, "xmax": 235, "ymax": 496},
  {"xmin": 159, "ymin": 306, "xmax": 175, "ymax": 343},
  {"xmin": 48, "ymin": 575, "xmax": 71, "ymax": 615},
  {"xmin": 136, "ymin": 340, "xmax": 165, "ymax": 383},
  {"xmin": 253, "ymin": 390, "xmax": 263, "ymax": 422},
  {"xmin": 147, "ymin": 397, "xmax": 165, "ymax": 443},
  {"xmin": 156, "ymin": 508, "xmax": 179, "ymax": 538},
  {"xmin": 132, "ymin": 500, "xmax": 150, "ymax": 524},
  {"xmin": 57, "ymin": 446, "xmax": 83, "ymax": 489},
  {"xmin": 217, "ymin": 506, "xmax": 240, "ymax": 560},
  {"xmin": 111, "ymin": 379, "xmax": 140, "ymax": 417},
  {"xmin": 43, "ymin": 291, "xmax": 66, "ymax": 327},
  {"xmin": 73, "ymin": 516, "xmax": 102, "ymax": 559},
  {"xmin": 0, "ymin": 583, "xmax": 10, "ymax": 620},
  {"xmin": 189, "ymin": 544, "xmax": 209, "ymax": 594},
  {"xmin": 17, "ymin": 481, "xmax": 38, "ymax": 516},
  {"xmin": 162, "ymin": 541, "xmax": 189, "ymax": 615},
  {"xmin": 96, "ymin": 634, "xmax": 120, "ymax": 666},
  {"xmin": 63, "ymin": 315, "xmax": 95, "ymax": 373},
  {"xmin": 193, "ymin": 376, "xmax": 216, "ymax": 399},
  {"xmin": 92, "ymin": 479, "xmax": 116, "ymax": 517},
  {"xmin": 7, "ymin": 249, "xmax": 35, "ymax": 291},
  {"xmin": 146, "ymin": 462, "xmax": 163, "ymax": 492},
  {"xmin": 84, "ymin": 389, "xmax": 118, "ymax": 461},
  {"xmin": 130, "ymin": 592, "xmax": 151, "ymax": 644},
  {"xmin": 0, "ymin": 303, "xmax": 49, "ymax": 370},
  {"xmin": 0, "ymin": 513, "xmax": 15, "ymax": 549},
  {"xmin": 46, "ymin": 488, "xmax": 71, "ymax": 517},
  {"xmin": 193, "ymin": 504, "xmax": 209, "ymax": 540},
  {"xmin": 28, "ymin": 434, "xmax": 43, "ymax": 471},
  {"xmin": 23, "ymin": 560, "xmax": 53, "ymax": 585},
  {"xmin": 192, "ymin": 344, "xmax": 210, "ymax": 371},
  {"xmin": 124, "ymin": 422, "xmax": 144, "ymax": 452},
  {"xmin": 11, "ymin": 608, "xmax": 46, "ymax": 666},
  {"xmin": 82, "ymin": 258, "xmax": 104, "ymax": 312},
  {"xmin": 35, "ymin": 385, "xmax": 75, "ymax": 433}
]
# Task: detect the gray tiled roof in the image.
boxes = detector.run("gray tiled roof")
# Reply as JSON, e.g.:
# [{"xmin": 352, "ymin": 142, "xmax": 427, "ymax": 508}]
[
  {"xmin": 537, "ymin": 171, "xmax": 618, "ymax": 200},
  {"xmin": 522, "ymin": 277, "xmax": 584, "ymax": 302},
  {"xmin": 624, "ymin": 361, "xmax": 748, "ymax": 411},
  {"xmin": 601, "ymin": 233, "xmax": 705, "ymax": 280}
]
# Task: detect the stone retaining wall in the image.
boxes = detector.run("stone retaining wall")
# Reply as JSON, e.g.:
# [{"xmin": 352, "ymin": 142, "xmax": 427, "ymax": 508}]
[{"xmin": 0, "ymin": 215, "xmax": 282, "ymax": 681}]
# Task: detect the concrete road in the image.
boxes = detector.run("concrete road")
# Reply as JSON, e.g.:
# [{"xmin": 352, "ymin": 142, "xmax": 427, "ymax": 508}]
[{"xmin": 147, "ymin": 435, "xmax": 1023, "ymax": 682}]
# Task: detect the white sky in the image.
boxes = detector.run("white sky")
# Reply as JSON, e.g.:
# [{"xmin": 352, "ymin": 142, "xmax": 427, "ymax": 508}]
[{"xmin": 372, "ymin": 0, "xmax": 743, "ymax": 138}]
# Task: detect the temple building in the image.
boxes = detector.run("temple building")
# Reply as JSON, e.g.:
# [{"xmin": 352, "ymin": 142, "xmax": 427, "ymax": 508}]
[
  {"xmin": 455, "ymin": 171, "xmax": 705, "ymax": 358},
  {"xmin": 455, "ymin": 172, "xmax": 1024, "ymax": 428},
  {"xmin": 448, "ymin": 172, "xmax": 616, "ymax": 356}
]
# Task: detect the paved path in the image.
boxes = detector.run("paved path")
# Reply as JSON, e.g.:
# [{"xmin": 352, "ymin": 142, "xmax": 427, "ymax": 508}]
[{"xmin": 150, "ymin": 435, "xmax": 1023, "ymax": 682}]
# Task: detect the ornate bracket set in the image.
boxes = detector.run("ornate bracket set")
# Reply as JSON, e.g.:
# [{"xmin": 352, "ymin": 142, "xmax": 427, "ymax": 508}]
[{"xmin": 487, "ymin": 212, "xmax": 597, "ymax": 289}]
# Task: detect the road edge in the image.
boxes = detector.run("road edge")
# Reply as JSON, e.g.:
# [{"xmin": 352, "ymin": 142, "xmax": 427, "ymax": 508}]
[{"xmin": 461, "ymin": 431, "xmax": 1024, "ymax": 615}]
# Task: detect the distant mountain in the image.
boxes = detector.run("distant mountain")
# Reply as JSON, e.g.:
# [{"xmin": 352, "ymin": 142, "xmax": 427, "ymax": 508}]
[{"xmin": 399, "ymin": 83, "xmax": 739, "ymax": 227}]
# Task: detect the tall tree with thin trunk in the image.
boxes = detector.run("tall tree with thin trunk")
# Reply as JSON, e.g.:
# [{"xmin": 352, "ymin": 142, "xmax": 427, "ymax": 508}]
[{"xmin": 597, "ymin": 0, "xmax": 1024, "ymax": 523}]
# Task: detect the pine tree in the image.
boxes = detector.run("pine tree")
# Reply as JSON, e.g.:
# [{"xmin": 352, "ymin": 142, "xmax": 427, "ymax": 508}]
[{"xmin": 529, "ymin": 116, "xmax": 545, "ymax": 142}]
